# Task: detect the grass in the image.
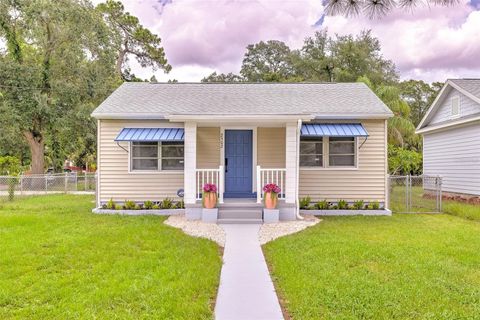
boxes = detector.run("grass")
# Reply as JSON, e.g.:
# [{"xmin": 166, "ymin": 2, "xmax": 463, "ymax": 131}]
[
  {"xmin": 390, "ymin": 186, "xmax": 480, "ymax": 221},
  {"xmin": 264, "ymin": 214, "xmax": 480, "ymax": 319},
  {"xmin": 0, "ymin": 195, "xmax": 222, "ymax": 319}
]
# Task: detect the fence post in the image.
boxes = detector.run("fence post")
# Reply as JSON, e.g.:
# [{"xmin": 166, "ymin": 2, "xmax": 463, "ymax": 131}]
[
  {"xmin": 20, "ymin": 175, "xmax": 23, "ymax": 195},
  {"xmin": 84, "ymin": 173, "xmax": 87, "ymax": 191},
  {"xmin": 406, "ymin": 175, "xmax": 411, "ymax": 213},
  {"xmin": 45, "ymin": 175, "xmax": 48, "ymax": 194},
  {"xmin": 64, "ymin": 173, "xmax": 67, "ymax": 193}
]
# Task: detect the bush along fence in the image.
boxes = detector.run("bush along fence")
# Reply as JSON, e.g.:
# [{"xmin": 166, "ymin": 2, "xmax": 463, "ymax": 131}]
[
  {"xmin": 298, "ymin": 196, "xmax": 391, "ymax": 216},
  {"xmin": 0, "ymin": 173, "xmax": 96, "ymax": 201}
]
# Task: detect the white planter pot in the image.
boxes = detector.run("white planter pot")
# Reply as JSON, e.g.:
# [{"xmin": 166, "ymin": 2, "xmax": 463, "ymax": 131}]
[
  {"xmin": 263, "ymin": 208, "xmax": 280, "ymax": 223},
  {"xmin": 202, "ymin": 208, "xmax": 218, "ymax": 223}
]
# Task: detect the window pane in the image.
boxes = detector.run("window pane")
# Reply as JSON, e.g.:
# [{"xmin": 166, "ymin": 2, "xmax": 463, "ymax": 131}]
[
  {"xmin": 300, "ymin": 155, "xmax": 322, "ymax": 167},
  {"xmin": 162, "ymin": 145, "xmax": 184, "ymax": 157},
  {"xmin": 132, "ymin": 145, "xmax": 158, "ymax": 157},
  {"xmin": 132, "ymin": 159, "xmax": 158, "ymax": 170},
  {"xmin": 329, "ymin": 155, "xmax": 355, "ymax": 166},
  {"xmin": 162, "ymin": 159, "xmax": 184, "ymax": 170},
  {"xmin": 329, "ymin": 142, "xmax": 354, "ymax": 154},
  {"xmin": 300, "ymin": 142, "xmax": 322, "ymax": 155}
]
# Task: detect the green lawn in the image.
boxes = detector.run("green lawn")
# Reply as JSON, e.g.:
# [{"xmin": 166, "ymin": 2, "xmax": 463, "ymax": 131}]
[
  {"xmin": 0, "ymin": 195, "xmax": 222, "ymax": 319},
  {"xmin": 264, "ymin": 214, "xmax": 480, "ymax": 319}
]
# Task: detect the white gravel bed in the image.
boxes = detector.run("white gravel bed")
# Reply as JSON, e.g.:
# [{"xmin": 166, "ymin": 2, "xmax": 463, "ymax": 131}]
[
  {"xmin": 164, "ymin": 214, "xmax": 226, "ymax": 247},
  {"xmin": 258, "ymin": 215, "xmax": 321, "ymax": 245}
]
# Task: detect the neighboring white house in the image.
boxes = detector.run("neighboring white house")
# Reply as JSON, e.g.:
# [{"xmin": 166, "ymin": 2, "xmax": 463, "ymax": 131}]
[
  {"xmin": 91, "ymin": 82, "xmax": 393, "ymax": 220},
  {"xmin": 416, "ymin": 79, "xmax": 480, "ymax": 196}
]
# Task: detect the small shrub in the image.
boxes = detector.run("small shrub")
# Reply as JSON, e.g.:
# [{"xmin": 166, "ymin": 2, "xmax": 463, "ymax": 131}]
[
  {"xmin": 332, "ymin": 205, "xmax": 338, "ymax": 209},
  {"xmin": 114, "ymin": 204, "xmax": 123, "ymax": 210},
  {"xmin": 161, "ymin": 198, "xmax": 174, "ymax": 209},
  {"xmin": 152, "ymin": 204, "xmax": 160, "ymax": 209},
  {"xmin": 299, "ymin": 196, "xmax": 311, "ymax": 209},
  {"xmin": 144, "ymin": 200, "xmax": 154, "ymax": 209},
  {"xmin": 123, "ymin": 200, "xmax": 136, "ymax": 210},
  {"xmin": 337, "ymin": 199, "xmax": 348, "ymax": 210},
  {"xmin": 175, "ymin": 200, "xmax": 185, "ymax": 209},
  {"xmin": 134, "ymin": 204, "xmax": 141, "ymax": 210},
  {"xmin": 368, "ymin": 201, "xmax": 380, "ymax": 210},
  {"xmin": 315, "ymin": 200, "xmax": 330, "ymax": 210},
  {"xmin": 353, "ymin": 200, "xmax": 364, "ymax": 210},
  {"xmin": 106, "ymin": 198, "xmax": 116, "ymax": 210}
]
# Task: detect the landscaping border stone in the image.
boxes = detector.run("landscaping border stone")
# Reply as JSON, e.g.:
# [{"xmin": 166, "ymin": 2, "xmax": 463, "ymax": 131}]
[
  {"xmin": 92, "ymin": 208, "xmax": 184, "ymax": 215},
  {"xmin": 300, "ymin": 209, "xmax": 392, "ymax": 216}
]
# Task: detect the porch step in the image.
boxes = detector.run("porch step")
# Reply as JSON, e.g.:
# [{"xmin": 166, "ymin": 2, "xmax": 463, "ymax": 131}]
[
  {"xmin": 217, "ymin": 218, "xmax": 263, "ymax": 224},
  {"xmin": 218, "ymin": 209, "xmax": 263, "ymax": 220}
]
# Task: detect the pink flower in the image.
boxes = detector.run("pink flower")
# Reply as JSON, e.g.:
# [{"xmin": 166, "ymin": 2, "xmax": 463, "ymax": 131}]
[
  {"xmin": 203, "ymin": 183, "xmax": 217, "ymax": 193},
  {"xmin": 263, "ymin": 183, "xmax": 281, "ymax": 194}
]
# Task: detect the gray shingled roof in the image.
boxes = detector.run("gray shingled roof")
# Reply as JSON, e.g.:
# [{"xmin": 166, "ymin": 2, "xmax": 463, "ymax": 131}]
[
  {"xmin": 91, "ymin": 82, "xmax": 393, "ymax": 118},
  {"xmin": 449, "ymin": 79, "xmax": 480, "ymax": 100}
]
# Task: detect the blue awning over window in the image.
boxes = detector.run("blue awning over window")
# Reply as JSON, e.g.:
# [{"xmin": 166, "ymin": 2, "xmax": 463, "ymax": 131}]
[
  {"xmin": 115, "ymin": 128, "xmax": 184, "ymax": 142},
  {"xmin": 301, "ymin": 123, "xmax": 368, "ymax": 137}
]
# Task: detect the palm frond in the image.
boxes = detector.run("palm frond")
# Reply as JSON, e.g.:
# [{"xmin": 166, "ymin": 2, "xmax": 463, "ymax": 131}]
[
  {"xmin": 363, "ymin": 0, "xmax": 396, "ymax": 18},
  {"xmin": 324, "ymin": 0, "xmax": 347, "ymax": 16}
]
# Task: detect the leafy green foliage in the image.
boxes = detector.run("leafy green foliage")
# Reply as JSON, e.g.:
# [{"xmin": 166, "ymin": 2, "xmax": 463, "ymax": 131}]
[
  {"xmin": 399, "ymin": 80, "xmax": 443, "ymax": 127},
  {"xmin": 97, "ymin": 0, "xmax": 171, "ymax": 80},
  {"xmin": 337, "ymin": 199, "xmax": 349, "ymax": 210},
  {"xmin": 388, "ymin": 145, "xmax": 423, "ymax": 175},
  {"xmin": 143, "ymin": 200, "xmax": 154, "ymax": 209},
  {"xmin": 367, "ymin": 201, "xmax": 380, "ymax": 210},
  {"xmin": 160, "ymin": 198, "xmax": 174, "ymax": 209},
  {"xmin": 123, "ymin": 200, "xmax": 136, "ymax": 210},
  {"xmin": 299, "ymin": 196, "xmax": 312, "ymax": 209},
  {"xmin": 175, "ymin": 200, "xmax": 185, "ymax": 209},
  {"xmin": 315, "ymin": 200, "xmax": 330, "ymax": 210},
  {"xmin": 0, "ymin": 156, "xmax": 21, "ymax": 175},
  {"xmin": 352, "ymin": 200, "xmax": 364, "ymax": 210},
  {"xmin": 105, "ymin": 198, "xmax": 116, "ymax": 210}
]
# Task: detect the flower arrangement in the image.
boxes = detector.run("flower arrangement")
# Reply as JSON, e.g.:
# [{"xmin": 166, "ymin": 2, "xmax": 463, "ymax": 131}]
[
  {"xmin": 263, "ymin": 183, "xmax": 281, "ymax": 209},
  {"xmin": 202, "ymin": 183, "xmax": 218, "ymax": 209},
  {"xmin": 203, "ymin": 183, "xmax": 217, "ymax": 193}
]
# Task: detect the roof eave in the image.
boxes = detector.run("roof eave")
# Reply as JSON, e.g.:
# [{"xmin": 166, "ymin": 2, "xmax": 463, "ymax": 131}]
[{"xmin": 416, "ymin": 115, "xmax": 480, "ymax": 134}]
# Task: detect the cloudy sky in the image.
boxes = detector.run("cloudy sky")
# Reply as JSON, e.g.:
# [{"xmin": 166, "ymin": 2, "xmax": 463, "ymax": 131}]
[{"xmin": 99, "ymin": 0, "xmax": 480, "ymax": 83}]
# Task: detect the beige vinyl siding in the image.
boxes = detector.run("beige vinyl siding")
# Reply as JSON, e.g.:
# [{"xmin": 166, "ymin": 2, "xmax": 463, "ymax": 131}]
[
  {"xmin": 98, "ymin": 120, "xmax": 184, "ymax": 203},
  {"xmin": 257, "ymin": 127, "xmax": 286, "ymax": 168},
  {"xmin": 197, "ymin": 127, "xmax": 220, "ymax": 168},
  {"xmin": 299, "ymin": 120, "xmax": 387, "ymax": 203}
]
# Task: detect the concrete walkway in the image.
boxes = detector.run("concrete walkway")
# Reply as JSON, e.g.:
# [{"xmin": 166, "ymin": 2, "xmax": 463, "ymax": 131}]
[{"xmin": 215, "ymin": 224, "xmax": 284, "ymax": 320}]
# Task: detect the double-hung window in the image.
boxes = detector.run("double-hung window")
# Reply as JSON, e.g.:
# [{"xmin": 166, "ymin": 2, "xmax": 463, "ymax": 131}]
[
  {"xmin": 300, "ymin": 139, "xmax": 323, "ymax": 167},
  {"xmin": 131, "ymin": 141, "xmax": 184, "ymax": 171},
  {"xmin": 328, "ymin": 137, "xmax": 356, "ymax": 167},
  {"xmin": 300, "ymin": 136, "xmax": 356, "ymax": 168}
]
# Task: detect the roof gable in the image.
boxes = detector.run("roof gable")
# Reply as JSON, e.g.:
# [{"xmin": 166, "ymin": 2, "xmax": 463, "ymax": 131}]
[
  {"xmin": 417, "ymin": 79, "xmax": 480, "ymax": 132},
  {"xmin": 91, "ymin": 82, "xmax": 393, "ymax": 120}
]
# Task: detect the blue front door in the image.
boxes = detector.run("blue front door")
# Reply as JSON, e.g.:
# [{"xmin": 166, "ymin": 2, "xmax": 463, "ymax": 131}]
[{"xmin": 224, "ymin": 130, "xmax": 253, "ymax": 198}]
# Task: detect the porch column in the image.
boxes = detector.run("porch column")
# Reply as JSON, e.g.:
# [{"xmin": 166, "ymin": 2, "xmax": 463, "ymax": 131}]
[
  {"xmin": 285, "ymin": 122, "xmax": 298, "ymax": 204},
  {"xmin": 184, "ymin": 121, "xmax": 197, "ymax": 204}
]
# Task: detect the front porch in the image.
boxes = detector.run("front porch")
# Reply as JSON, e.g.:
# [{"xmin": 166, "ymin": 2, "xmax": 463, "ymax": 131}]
[{"xmin": 182, "ymin": 121, "xmax": 300, "ymax": 221}]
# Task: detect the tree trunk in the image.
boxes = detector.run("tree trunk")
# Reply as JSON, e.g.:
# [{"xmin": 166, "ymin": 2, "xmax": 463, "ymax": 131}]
[{"xmin": 24, "ymin": 131, "xmax": 45, "ymax": 174}]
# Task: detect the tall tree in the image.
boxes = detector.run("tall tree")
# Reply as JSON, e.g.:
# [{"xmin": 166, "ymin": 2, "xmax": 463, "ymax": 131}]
[
  {"xmin": 399, "ymin": 80, "xmax": 443, "ymax": 126},
  {"xmin": 240, "ymin": 40, "xmax": 296, "ymax": 82},
  {"xmin": 202, "ymin": 72, "xmax": 244, "ymax": 83},
  {"xmin": 97, "ymin": 0, "xmax": 171, "ymax": 81},
  {"xmin": 0, "ymin": 0, "xmax": 117, "ymax": 173}
]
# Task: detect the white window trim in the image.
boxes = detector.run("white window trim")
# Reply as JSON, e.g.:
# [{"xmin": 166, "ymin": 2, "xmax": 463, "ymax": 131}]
[
  {"xmin": 300, "ymin": 136, "xmax": 359, "ymax": 171},
  {"xmin": 451, "ymin": 95, "xmax": 461, "ymax": 119},
  {"xmin": 128, "ymin": 141, "xmax": 184, "ymax": 174}
]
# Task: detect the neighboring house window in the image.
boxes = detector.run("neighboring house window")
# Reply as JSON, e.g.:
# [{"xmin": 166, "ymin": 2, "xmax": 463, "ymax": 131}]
[
  {"xmin": 329, "ymin": 137, "xmax": 356, "ymax": 167},
  {"xmin": 131, "ymin": 141, "xmax": 184, "ymax": 171},
  {"xmin": 300, "ymin": 137, "xmax": 357, "ymax": 168},
  {"xmin": 451, "ymin": 96, "xmax": 460, "ymax": 117},
  {"xmin": 300, "ymin": 138, "xmax": 323, "ymax": 167}
]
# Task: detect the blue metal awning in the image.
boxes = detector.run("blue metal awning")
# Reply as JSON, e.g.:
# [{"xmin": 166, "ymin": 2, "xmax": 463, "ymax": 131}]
[
  {"xmin": 301, "ymin": 123, "xmax": 369, "ymax": 137},
  {"xmin": 115, "ymin": 128, "xmax": 184, "ymax": 142}
]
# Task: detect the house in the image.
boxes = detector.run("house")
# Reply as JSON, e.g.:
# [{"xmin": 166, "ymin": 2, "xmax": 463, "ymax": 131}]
[
  {"xmin": 416, "ymin": 79, "xmax": 480, "ymax": 197},
  {"xmin": 91, "ymin": 82, "xmax": 393, "ymax": 220}
]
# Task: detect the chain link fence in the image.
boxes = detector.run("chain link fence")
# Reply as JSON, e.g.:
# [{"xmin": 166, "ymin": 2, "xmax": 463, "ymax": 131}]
[
  {"xmin": 388, "ymin": 175, "xmax": 442, "ymax": 213},
  {"xmin": 0, "ymin": 173, "xmax": 96, "ymax": 202}
]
